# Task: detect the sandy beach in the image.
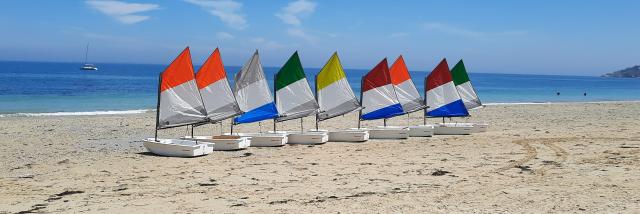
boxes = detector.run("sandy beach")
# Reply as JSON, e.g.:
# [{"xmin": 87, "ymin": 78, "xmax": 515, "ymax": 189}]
[{"xmin": 1, "ymin": 102, "xmax": 639, "ymax": 213}]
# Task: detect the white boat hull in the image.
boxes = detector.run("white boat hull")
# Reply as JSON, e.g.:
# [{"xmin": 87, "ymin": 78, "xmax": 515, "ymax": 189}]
[
  {"xmin": 226, "ymin": 133, "xmax": 288, "ymax": 147},
  {"xmin": 351, "ymin": 127, "xmax": 409, "ymax": 139},
  {"xmin": 143, "ymin": 138, "xmax": 213, "ymax": 157},
  {"xmin": 181, "ymin": 135, "xmax": 250, "ymax": 151},
  {"xmin": 407, "ymin": 125, "xmax": 435, "ymax": 137},
  {"xmin": 270, "ymin": 131, "xmax": 328, "ymax": 145},
  {"xmin": 433, "ymin": 123, "xmax": 474, "ymax": 135},
  {"xmin": 309, "ymin": 129, "xmax": 369, "ymax": 142},
  {"xmin": 456, "ymin": 123, "xmax": 488, "ymax": 133}
]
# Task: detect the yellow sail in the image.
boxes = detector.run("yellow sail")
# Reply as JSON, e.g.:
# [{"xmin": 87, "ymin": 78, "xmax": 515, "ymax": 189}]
[{"xmin": 315, "ymin": 52, "xmax": 360, "ymax": 121}]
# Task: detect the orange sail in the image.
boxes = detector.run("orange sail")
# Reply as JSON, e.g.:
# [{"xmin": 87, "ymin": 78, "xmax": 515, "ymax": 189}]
[
  {"xmin": 195, "ymin": 48, "xmax": 242, "ymax": 122},
  {"xmin": 157, "ymin": 47, "xmax": 207, "ymax": 129}
]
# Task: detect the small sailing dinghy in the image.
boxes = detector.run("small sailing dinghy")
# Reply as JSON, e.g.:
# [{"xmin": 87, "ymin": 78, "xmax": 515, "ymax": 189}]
[
  {"xmin": 424, "ymin": 59, "xmax": 473, "ymax": 135},
  {"xmin": 387, "ymin": 55, "xmax": 433, "ymax": 137},
  {"xmin": 143, "ymin": 47, "xmax": 214, "ymax": 157},
  {"xmin": 450, "ymin": 59, "xmax": 488, "ymax": 133},
  {"xmin": 272, "ymin": 52, "xmax": 328, "ymax": 144},
  {"xmin": 80, "ymin": 43, "xmax": 98, "ymax": 71},
  {"xmin": 181, "ymin": 48, "xmax": 251, "ymax": 150},
  {"xmin": 310, "ymin": 52, "xmax": 369, "ymax": 142},
  {"xmin": 229, "ymin": 50, "xmax": 287, "ymax": 147},
  {"xmin": 353, "ymin": 58, "xmax": 409, "ymax": 139}
]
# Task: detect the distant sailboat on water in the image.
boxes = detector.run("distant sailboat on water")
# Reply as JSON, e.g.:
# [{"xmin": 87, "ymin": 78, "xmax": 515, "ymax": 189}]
[{"xmin": 80, "ymin": 43, "xmax": 98, "ymax": 71}]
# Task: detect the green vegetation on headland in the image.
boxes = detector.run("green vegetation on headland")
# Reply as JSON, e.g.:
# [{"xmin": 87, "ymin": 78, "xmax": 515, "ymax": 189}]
[{"xmin": 602, "ymin": 65, "xmax": 640, "ymax": 78}]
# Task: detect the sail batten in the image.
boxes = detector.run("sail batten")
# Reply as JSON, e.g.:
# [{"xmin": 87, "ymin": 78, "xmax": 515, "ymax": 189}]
[
  {"xmin": 425, "ymin": 59, "xmax": 469, "ymax": 117},
  {"xmin": 233, "ymin": 50, "xmax": 278, "ymax": 124},
  {"xmin": 316, "ymin": 52, "xmax": 360, "ymax": 121},
  {"xmin": 275, "ymin": 52, "xmax": 319, "ymax": 122},
  {"xmin": 196, "ymin": 48, "xmax": 242, "ymax": 123},
  {"xmin": 360, "ymin": 58, "xmax": 404, "ymax": 120},
  {"xmin": 157, "ymin": 47, "xmax": 207, "ymax": 129}
]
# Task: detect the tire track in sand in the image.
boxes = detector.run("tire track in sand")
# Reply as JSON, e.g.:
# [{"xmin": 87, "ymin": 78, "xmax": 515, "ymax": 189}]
[
  {"xmin": 497, "ymin": 137, "xmax": 640, "ymax": 175},
  {"xmin": 496, "ymin": 138, "xmax": 569, "ymax": 175},
  {"xmin": 434, "ymin": 137, "xmax": 637, "ymax": 205}
]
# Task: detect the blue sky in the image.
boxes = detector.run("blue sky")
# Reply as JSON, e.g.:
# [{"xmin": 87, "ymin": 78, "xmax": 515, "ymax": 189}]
[{"xmin": 0, "ymin": 0, "xmax": 639, "ymax": 75}]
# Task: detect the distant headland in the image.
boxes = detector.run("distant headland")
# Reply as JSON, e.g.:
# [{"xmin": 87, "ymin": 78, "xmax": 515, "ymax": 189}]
[{"xmin": 602, "ymin": 65, "xmax": 640, "ymax": 78}]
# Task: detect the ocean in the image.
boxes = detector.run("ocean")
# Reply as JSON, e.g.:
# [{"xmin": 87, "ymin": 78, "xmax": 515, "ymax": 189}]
[{"xmin": 1, "ymin": 61, "xmax": 639, "ymax": 116}]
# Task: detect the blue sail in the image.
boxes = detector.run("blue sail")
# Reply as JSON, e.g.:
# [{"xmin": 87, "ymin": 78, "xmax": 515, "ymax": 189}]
[
  {"xmin": 360, "ymin": 58, "xmax": 404, "ymax": 121},
  {"xmin": 425, "ymin": 59, "xmax": 469, "ymax": 117}
]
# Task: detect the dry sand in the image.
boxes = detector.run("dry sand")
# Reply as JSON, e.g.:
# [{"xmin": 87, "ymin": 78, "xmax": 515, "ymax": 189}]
[{"xmin": 1, "ymin": 102, "xmax": 639, "ymax": 213}]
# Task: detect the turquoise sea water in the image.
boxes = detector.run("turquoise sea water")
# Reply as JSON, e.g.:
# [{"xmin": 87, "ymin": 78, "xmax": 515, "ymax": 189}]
[{"xmin": 1, "ymin": 61, "xmax": 639, "ymax": 115}]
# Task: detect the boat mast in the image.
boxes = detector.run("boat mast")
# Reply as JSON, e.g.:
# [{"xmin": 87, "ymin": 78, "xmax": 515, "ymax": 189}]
[
  {"xmin": 357, "ymin": 77, "xmax": 364, "ymax": 129},
  {"xmin": 314, "ymin": 74, "xmax": 319, "ymax": 130},
  {"xmin": 300, "ymin": 118, "xmax": 304, "ymax": 132},
  {"xmin": 84, "ymin": 43, "xmax": 89, "ymax": 65},
  {"xmin": 154, "ymin": 74, "xmax": 162, "ymax": 141},
  {"xmin": 384, "ymin": 57, "xmax": 397, "ymax": 128},
  {"xmin": 423, "ymin": 76, "xmax": 427, "ymax": 125},
  {"xmin": 273, "ymin": 73, "xmax": 277, "ymax": 132}
]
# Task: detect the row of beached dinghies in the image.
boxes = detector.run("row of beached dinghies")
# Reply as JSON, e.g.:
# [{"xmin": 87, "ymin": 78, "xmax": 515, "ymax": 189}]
[{"xmin": 143, "ymin": 47, "xmax": 488, "ymax": 157}]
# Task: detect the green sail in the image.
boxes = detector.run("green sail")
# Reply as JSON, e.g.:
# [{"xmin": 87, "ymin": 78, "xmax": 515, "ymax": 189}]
[
  {"xmin": 275, "ymin": 52, "xmax": 305, "ymax": 91},
  {"xmin": 274, "ymin": 51, "xmax": 319, "ymax": 122},
  {"xmin": 451, "ymin": 60, "xmax": 471, "ymax": 86},
  {"xmin": 451, "ymin": 60, "xmax": 482, "ymax": 109}
]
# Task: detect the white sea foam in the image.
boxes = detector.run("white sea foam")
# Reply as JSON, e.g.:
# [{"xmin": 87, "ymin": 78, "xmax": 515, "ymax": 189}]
[
  {"xmin": 0, "ymin": 109, "xmax": 152, "ymax": 117},
  {"xmin": 483, "ymin": 102, "xmax": 553, "ymax": 106},
  {"xmin": 484, "ymin": 100, "xmax": 640, "ymax": 106}
]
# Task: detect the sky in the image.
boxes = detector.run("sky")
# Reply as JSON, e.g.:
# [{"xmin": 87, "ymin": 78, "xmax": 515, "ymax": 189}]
[{"xmin": 0, "ymin": 0, "xmax": 639, "ymax": 76}]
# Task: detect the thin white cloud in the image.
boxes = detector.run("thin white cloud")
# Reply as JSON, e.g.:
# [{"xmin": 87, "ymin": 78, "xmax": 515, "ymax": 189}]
[
  {"xmin": 499, "ymin": 30, "xmax": 529, "ymax": 36},
  {"xmin": 423, "ymin": 22, "xmax": 528, "ymax": 38},
  {"xmin": 250, "ymin": 37, "xmax": 266, "ymax": 43},
  {"xmin": 86, "ymin": 0, "xmax": 159, "ymax": 24},
  {"xmin": 275, "ymin": 0, "xmax": 316, "ymax": 26},
  {"xmin": 276, "ymin": 0, "xmax": 317, "ymax": 44},
  {"xmin": 216, "ymin": 32, "xmax": 234, "ymax": 40},
  {"xmin": 287, "ymin": 28, "xmax": 316, "ymax": 43},
  {"xmin": 184, "ymin": 0, "xmax": 247, "ymax": 30},
  {"xmin": 251, "ymin": 37, "xmax": 284, "ymax": 50},
  {"xmin": 389, "ymin": 32, "xmax": 409, "ymax": 38},
  {"xmin": 423, "ymin": 22, "xmax": 483, "ymax": 37}
]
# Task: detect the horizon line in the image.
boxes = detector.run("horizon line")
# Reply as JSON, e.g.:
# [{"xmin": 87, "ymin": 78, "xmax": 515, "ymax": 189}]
[{"xmin": 0, "ymin": 59, "xmax": 607, "ymax": 77}]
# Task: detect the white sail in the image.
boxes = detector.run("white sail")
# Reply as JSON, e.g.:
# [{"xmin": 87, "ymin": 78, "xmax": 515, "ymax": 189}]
[
  {"xmin": 451, "ymin": 59, "xmax": 482, "ymax": 109},
  {"xmin": 157, "ymin": 47, "xmax": 207, "ymax": 129},
  {"xmin": 389, "ymin": 55, "xmax": 423, "ymax": 113},
  {"xmin": 275, "ymin": 51, "xmax": 319, "ymax": 122},
  {"xmin": 233, "ymin": 50, "xmax": 279, "ymax": 124},
  {"xmin": 316, "ymin": 52, "xmax": 360, "ymax": 121},
  {"xmin": 360, "ymin": 58, "xmax": 403, "ymax": 120},
  {"xmin": 196, "ymin": 48, "xmax": 242, "ymax": 122}
]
